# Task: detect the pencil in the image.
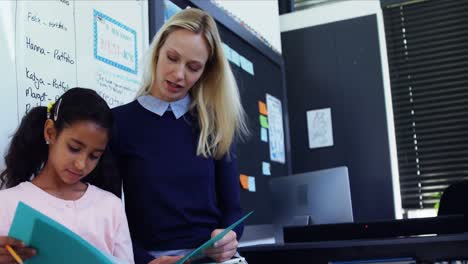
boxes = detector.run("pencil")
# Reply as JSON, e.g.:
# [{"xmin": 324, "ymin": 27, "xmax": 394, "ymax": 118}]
[{"xmin": 5, "ymin": 245, "xmax": 24, "ymax": 264}]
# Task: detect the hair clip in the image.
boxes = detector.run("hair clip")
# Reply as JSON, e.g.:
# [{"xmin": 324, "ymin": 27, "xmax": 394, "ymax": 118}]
[
  {"xmin": 47, "ymin": 102, "xmax": 54, "ymax": 119},
  {"xmin": 54, "ymin": 98, "xmax": 62, "ymax": 121}
]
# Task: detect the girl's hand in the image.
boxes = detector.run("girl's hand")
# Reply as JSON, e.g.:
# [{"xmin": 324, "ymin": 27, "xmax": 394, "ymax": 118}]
[
  {"xmin": 0, "ymin": 236, "xmax": 36, "ymax": 263},
  {"xmin": 148, "ymin": 255, "xmax": 184, "ymax": 264},
  {"xmin": 204, "ymin": 229, "xmax": 238, "ymax": 263}
]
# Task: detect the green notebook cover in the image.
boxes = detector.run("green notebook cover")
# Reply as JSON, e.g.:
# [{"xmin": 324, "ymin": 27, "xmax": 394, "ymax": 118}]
[{"xmin": 8, "ymin": 201, "xmax": 124, "ymax": 264}]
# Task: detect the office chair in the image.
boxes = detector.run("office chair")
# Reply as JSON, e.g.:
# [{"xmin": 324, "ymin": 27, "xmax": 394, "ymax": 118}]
[{"xmin": 438, "ymin": 180, "xmax": 468, "ymax": 217}]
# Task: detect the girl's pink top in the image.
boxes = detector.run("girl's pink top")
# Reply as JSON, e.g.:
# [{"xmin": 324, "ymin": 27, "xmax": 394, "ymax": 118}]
[{"xmin": 0, "ymin": 182, "xmax": 134, "ymax": 263}]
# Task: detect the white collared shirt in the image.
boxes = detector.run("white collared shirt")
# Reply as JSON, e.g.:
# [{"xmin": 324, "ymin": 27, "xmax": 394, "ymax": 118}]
[{"xmin": 137, "ymin": 94, "xmax": 191, "ymax": 119}]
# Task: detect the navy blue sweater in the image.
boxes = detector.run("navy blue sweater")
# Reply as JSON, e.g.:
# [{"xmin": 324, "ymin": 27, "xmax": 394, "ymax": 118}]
[{"xmin": 110, "ymin": 101, "xmax": 244, "ymax": 264}]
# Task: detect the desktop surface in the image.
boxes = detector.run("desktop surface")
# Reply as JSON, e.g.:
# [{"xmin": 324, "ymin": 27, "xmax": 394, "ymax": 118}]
[
  {"xmin": 239, "ymin": 232, "xmax": 468, "ymax": 264},
  {"xmin": 240, "ymin": 216, "xmax": 468, "ymax": 263}
]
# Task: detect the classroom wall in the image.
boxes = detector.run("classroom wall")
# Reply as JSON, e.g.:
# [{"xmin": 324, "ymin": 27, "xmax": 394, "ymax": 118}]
[
  {"xmin": 213, "ymin": 0, "xmax": 282, "ymax": 53},
  {"xmin": 280, "ymin": 1, "xmax": 402, "ymax": 220}
]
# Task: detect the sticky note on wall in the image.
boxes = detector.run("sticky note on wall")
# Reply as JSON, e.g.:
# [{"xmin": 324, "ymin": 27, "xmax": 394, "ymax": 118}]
[
  {"xmin": 262, "ymin": 162, "xmax": 271, "ymax": 176},
  {"xmin": 240, "ymin": 56, "xmax": 254, "ymax": 75},
  {"xmin": 261, "ymin": 127, "xmax": 268, "ymax": 142},
  {"xmin": 222, "ymin": 43, "xmax": 231, "ymax": 61},
  {"xmin": 240, "ymin": 175, "xmax": 256, "ymax": 192},
  {"xmin": 258, "ymin": 101, "xmax": 268, "ymax": 115},
  {"xmin": 240, "ymin": 174, "xmax": 249, "ymax": 190},
  {"xmin": 230, "ymin": 49, "xmax": 240, "ymax": 66},
  {"xmin": 260, "ymin": 115, "xmax": 268, "ymax": 128},
  {"xmin": 248, "ymin": 177, "xmax": 256, "ymax": 192}
]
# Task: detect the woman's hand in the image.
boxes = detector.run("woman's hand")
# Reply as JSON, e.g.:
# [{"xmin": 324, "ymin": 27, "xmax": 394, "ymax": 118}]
[
  {"xmin": 204, "ymin": 229, "xmax": 238, "ymax": 263},
  {"xmin": 0, "ymin": 236, "xmax": 36, "ymax": 263},
  {"xmin": 148, "ymin": 255, "xmax": 184, "ymax": 264}
]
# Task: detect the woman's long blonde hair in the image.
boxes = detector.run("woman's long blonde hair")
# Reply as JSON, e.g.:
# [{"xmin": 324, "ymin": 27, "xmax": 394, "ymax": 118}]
[{"xmin": 137, "ymin": 8, "xmax": 248, "ymax": 159}]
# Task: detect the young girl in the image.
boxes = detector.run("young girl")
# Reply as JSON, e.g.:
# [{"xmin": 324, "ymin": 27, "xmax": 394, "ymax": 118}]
[{"xmin": 0, "ymin": 88, "xmax": 134, "ymax": 264}]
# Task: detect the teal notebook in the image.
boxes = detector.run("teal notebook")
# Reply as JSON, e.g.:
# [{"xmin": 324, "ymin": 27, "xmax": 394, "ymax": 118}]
[
  {"xmin": 8, "ymin": 202, "xmax": 124, "ymax": 264},
  {"xmin": 176, "ymin": 211, "xmax": 253, "ymax": 264}
]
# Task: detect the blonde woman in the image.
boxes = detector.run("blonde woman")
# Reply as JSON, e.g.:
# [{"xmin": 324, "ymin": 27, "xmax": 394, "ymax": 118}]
[{"xmin": 109, "ymin": 8, "xmax": 248, "ymax": 264}]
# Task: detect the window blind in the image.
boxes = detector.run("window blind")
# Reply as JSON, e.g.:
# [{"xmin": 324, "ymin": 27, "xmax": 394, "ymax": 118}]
[{"xmin": 383, "ymin": 0, "xmax": 468, "ymax": 209}]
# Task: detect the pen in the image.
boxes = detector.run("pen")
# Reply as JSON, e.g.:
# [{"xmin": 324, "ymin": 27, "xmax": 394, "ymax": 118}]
[{"xmin": 5, "ymin": 245, "xmax": 24, "ymax": 264}]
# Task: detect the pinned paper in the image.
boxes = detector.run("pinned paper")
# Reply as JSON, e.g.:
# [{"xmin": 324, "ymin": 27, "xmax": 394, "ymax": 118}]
[
  {"xmin": 258, "ymin": 101, "xmax": 268, "ymax": 115},
  {"xmin": 248, "ymin": 177, "xmax": 256, "ymax": 192},
  {"xmin": 307, "ymin": 108, "xmax": 334, "ymax": 149},
  {"xmin": 260, "ymin": 115, "xmax": 268, "ymax": 128},
  {"xmin": 261, "ymin": 127, "xmax": 268, "ymax": 142},
  {"xmin": 240, "ymin": 174, "xmax": 249, "ymax": 190},
  {"xmin": 262, "ymin": 162, "xmax": 271, "ymax": 176},
  {"xmin": 266, "ymin": 94, "xmax": 285, "ymax": 164}
]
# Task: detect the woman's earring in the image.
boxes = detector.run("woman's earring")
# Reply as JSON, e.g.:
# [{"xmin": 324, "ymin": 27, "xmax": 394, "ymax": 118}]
[{"xmin": 45, "ymin": 140, "xmax": 50, "ymax": 145}]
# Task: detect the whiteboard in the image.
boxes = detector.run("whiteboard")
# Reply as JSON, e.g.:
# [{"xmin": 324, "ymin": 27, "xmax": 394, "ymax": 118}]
[
  {"xmin": 0, "ymin": 1, "xmax": 19, "ymax": 170},
  {"xmin": 0, "ymin": 0, "xmax": 149, "ymax": 172}
]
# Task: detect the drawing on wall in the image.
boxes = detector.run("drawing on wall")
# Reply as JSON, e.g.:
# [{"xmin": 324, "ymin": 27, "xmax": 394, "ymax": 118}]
[{"xmin": 307, "ymin": 108, "xmax": 334, "ymax": 149}]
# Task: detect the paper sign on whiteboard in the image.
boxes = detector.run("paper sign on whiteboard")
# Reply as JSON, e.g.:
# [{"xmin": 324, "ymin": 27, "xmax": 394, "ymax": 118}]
[
  {"xmin": 307, "ymin": 108, "xmax": 334, "ymax": 149},
  {"xmin": 94, "ymin": 9, "xmax": 137, "ymax": 74},
  {"xmin": 75, "ymin": 2, "xmax": 146, "ymax": 108}
]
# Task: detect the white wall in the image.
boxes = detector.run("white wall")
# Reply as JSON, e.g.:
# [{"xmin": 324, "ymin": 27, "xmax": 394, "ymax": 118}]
[
  {"xmin": 280, "ymin": 0, "xmax": 403, "ymax": 219},
  {"xmin": 213, "ymin": 0, "xmax": 282, "ymax": 53}
]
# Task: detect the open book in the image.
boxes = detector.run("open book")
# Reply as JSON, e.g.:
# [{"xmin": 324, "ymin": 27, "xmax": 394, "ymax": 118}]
[{"xmin": 8, "ymin": 202, "xmax": 125, "ymax": 264}]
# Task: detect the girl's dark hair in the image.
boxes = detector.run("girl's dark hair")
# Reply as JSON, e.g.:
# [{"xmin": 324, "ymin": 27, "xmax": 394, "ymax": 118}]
[{"xmin": 0, "ymin": 87, "xmax": 116, "ymax": 189}]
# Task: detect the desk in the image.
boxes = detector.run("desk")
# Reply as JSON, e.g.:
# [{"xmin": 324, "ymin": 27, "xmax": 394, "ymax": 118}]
[{"xmin": 239, "ymin": 233, "xmax": 468, "ymax": 263}]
